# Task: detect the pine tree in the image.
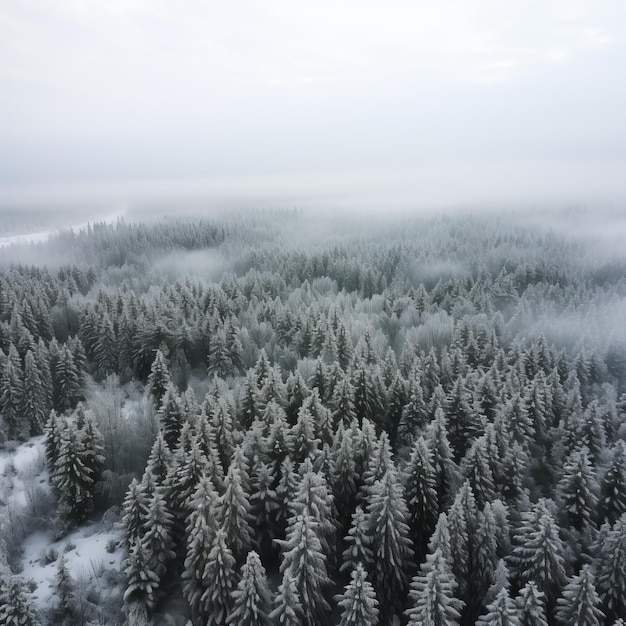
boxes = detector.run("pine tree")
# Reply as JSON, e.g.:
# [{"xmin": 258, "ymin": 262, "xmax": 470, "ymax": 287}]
[
  {"xmin": 219, "ymin": 464, "xmax": 255, "ymax": 563},
  {"xmin": 341, "ymin": 504, "xmax": 374, "ymax": 576},
  {"xmin": 600, "ymin": 440, "xmax": 626, "ymax": 524},
  {"xmin": 269, "ymin": 573, "xmax": 302, "ymax": 626},
  {"xmin": 53, "ymin": 555, "xmax": 75, "ymax": 624},
  {"xmin": 226, "ymin": 551, "xmax": 271, "ymax": 626},
  {"xmin": 557, "ymin": 446, "xmax": 598, "ymax": 531},
  {"xmin": 122, "ymin": 478, "xmax": 148, "ymax": 550},
  {"xmin": 147, "ymin": 349, "xmax": 172, "ymax": 407},
  {"xmin": 276, "ymin": 511, "xmax": 332, "ymax": 625},
  {"xmin": 20, "ymin": 350, "xmax": 47, "ymax": 435},
  {"xmin": 44, "ymin": 410, "xmax": 62, "ymax": 473},
  {"xmin": 477, "ymin": 588, "xmax": 520, "ymax": 626},
  {"xmin": 183, "ymin": 476, "xmax": 220, "ymax": 622},
  {"xmin": 159, "ymin": 385, "xmax": 184, "ymax": 450},
  {"xmin": 515, "ymin": 581, "xmax": 548, "ymax": 626},
  {"xmin": 141, "ymin": 489, "xmax": 176, "ymax": 582},
  {"xmin": 123, "ymin": 541, "xmax": 160, "ymax": 615},
  {"xmin": 200, "ymin": 529, "xmax": 237, "ymax": 626},
  {"xmin": 0, "ymin": 576, "xmax": 40, "ymax": 626},
  {"xmin": 249, "ymin": 458, "xmax": 279, "ymax": 559},
  {"xmin": 405, "ymin": 548, "xmax": 463, "ymax": 626},
  {"xmin": 555, "ymin": 565, "xmax": 604, "ymax": 626},
  {"xmin": 508, "ymin": 499, "xmax": 566, "ymax": 606},
  {"xmin": 52, "ymin": 425, "xmax": 97, "ymax": 523},
  {"xmin": 54, "ymin": 344, "xmax": 82, "ymax": 411},
  {"xmin": 337, "ymin": 563, "xmax": 379, "ymax": 626},
  {"xmin": 402, "ymin": 435, "xmax": 438, "ymax": 560},
  {"xmin": 365, "ymin": 469, "xmax": 413, "ymax": 623},
  {"xmin": 0, "ymin": 349, "xmax": 23, "ymax": 438},
  {"xmin": 596, "ymin": 514, "xmax": 626, "ymax": 621}
]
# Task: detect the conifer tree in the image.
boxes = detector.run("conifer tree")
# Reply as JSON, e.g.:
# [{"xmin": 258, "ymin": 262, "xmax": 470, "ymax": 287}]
[
  {"xmin": 276, "ymin": 511, "xmax": 332, "ymax": 625},
  {"xmin": 508, "ymin": 499, "xmax": 566, "ymax": 607},
  {"xmin": 53, "ymin": 555, "xmax": 75, "ymax": 624},
  {"xmin": 405, "ymin": 548, "xmax": 463, "ymax": 626},
  {"xmin": 555, "ymin": 565, "xmax": 604, "ymax": 626},
  {"xmin": 147, "ymin": 349, "xmax": 172, "ymax": 407},
  {"xmin": 269, "ymin": 573, "xmax": 302, "ymax": 626},
  {"xmin": 141, "ymin": 489, "xmax": 176, "ymax": 582},
  {"xmin": 0, "ymin": 576, "xmax": 39, "ymax": 626},
  {"xmin": 159, "ymin": 385, "xmax": 184, "ymax": 450},
  {"xmin": 52, "ymin": 425, "xmax": 97, "ymax": 523},
  {"xmin": 20, "ymin": 349, "xmax": 47, "ymax": 435},
  {"xmin": 337, "ymin": 563, "xmax": 379, "ymax": 626},
  {"xmin": 183, "ymin": 476, "xmax": 220, "ymax": 622},
  {"xmin": 515, "ymin": 581, "xmax": 548, "ymax": 626},
  {"xmin": 0, "ymin": 350, "xmax": 23, "ymax": 438},
  {"xmin": 595, "ymin": 514, "xmax": 626, "ymax": 621},
  {"xmin": 123, "ymin": 541, "xmax": 159, "ymax": 615},
  {"xmin": 557, "ymin": 446, "xmax": 598, "ymax": 531},
  {"xmin": 341, "ymin": 504, "xmax": 374, "ymax": 577},
  {"xmin": 249, "ymin": 458, "xmax": 279, "ymax": 558},
  {"xmin": 219, "ymin": 464, "xmax": 255, "ymax": 563},
  {"xmin": 200, "ymin": 529, "xmax": 237, "ymax": 626},
  {"xmin": 122, "ymin": 478, "xmax": 148, "ymax": 550},
  {"xmin": 365, "ymin": 469, "xmax": 413, "ymax": 623},
  {"xmin": 477, "ymin": 588, "xmax": 520, "ymax": 626},
  {"xmin": 402, "ymin": 435, "xmax": 438, "ymax": 560},
  {"xmin": 600, "ymin": 440, "xmax": 626, "ymax": 524},
  {"xmin": 227, "ymin": 551, "xmax": 271, "ymax": 626}
]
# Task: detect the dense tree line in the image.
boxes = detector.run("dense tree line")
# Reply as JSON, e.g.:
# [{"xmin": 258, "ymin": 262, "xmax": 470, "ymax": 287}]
[{"xmin": 1, "ymin": 210, "xmax": 626, "ymax": 624}]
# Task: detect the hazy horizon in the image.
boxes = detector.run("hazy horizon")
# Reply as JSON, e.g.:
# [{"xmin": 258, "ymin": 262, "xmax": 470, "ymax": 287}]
[{"xmin": 2, "ymin": 1, "xmax": 626, "ymax": 211}]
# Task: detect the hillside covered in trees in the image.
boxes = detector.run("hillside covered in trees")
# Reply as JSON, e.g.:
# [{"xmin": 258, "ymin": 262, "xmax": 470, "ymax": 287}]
[{"xmin": 1, "ymin": 208, "xmax": 626, "ymax": 625}]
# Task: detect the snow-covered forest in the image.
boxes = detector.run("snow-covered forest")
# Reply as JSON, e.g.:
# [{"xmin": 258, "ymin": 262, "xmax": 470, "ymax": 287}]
[{"xmin": 1, "ymin": 208, "xmax": 626, "ymax": 625}]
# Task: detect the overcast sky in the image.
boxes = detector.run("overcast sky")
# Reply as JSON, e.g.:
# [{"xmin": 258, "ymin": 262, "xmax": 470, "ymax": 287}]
[{"xmin": 1, "ymin": 0, "xmax": 626, "ymax": 211}]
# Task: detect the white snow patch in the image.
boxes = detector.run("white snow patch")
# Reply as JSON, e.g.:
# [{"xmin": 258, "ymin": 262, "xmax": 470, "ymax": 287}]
[{"xmin": 20, "ymin": 522, "xmax": 125, "ymax": 612}]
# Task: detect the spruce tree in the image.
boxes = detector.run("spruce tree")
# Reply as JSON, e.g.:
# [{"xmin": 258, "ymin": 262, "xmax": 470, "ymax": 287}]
[
  {"xmin": 276, "ymin": 511, "xmax": 332, "ymax": 625},
  {"xmin": 555, "ymin": 565, "xmax": 604, "ymax": 626},
  {"xmin": 219, "ymin": 464, "xmax": 255, "ymax": 563},
  {"xmin": 595, "ymin": 514, "xmax": 626, "ymax": 621},
  {"xmin": 0, "ymin": 576, "xmax": 39, "ymax": 626},
  {"xmin": 141, "ymin": 489, "xmax": 176, "ymax": 583},
  {"xmin": 147, "ymin": 348, "xmax": 172, "ymax": 407},
  {"xmin": 365, "ymin": 468, "xmax": 413, "ymax": 623},
  {"xmin": 600, "ymin": 440, "xmax": 626, "ymax": 524},
  {"xmin": 337, "ymin": 563, "xmax": 379, "ymax": 626},
  {"xmin": 183, "ymin": 476, "xmax": 220, "ymax": 622},
  {"xmin": 200, "ymin": 529, "xmax": 237, "ymax": 626},
  {"xmin": 405, "ymin": 548, "xmax": 463, "ymax": 626},
  {"xmin": 402, "ymin": 435, "xmax": 438, "ymax": 560},
  {"xmin": 269, "ymin": 573, "xmax": 302, "ymax": 626},
  {"xmin": 123, "ymin": 541, "xmax": 160, "ymax": 616},
  {"xmin": 227, "ymin": 551, "xmax": 271, "ymax": 626},
  {"xmin": 557, "ymin": 446, "xmax": 598, "ymax": 531},
  {"xmin": 515, "ymin": 581, "xmax": 548, "ymax": 626},
  {"xmin": 477, "ymin": 588, "xmax": 520, "ymax": 626}
]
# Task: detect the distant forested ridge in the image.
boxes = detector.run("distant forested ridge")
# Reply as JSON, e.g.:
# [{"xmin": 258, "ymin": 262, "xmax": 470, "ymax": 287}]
[{"xmin": 1, "ymin": 209, "xmax": 626, "ymax": 625}]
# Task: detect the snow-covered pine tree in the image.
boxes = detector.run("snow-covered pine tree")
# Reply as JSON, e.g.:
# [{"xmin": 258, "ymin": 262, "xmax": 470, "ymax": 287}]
[
  {"xmin": 555, "ymin": 564, "xmax": 604, "ymax": 626},
  {"xmin": 337, "ymin": 563, "xmax": 379, "ymax": 626},
  {"xmin": 405, "ymin": 547, "xmax": 463, "ymax": 626},
  {"xmin": 219, "ymin": 464, "xmax": 255, "ymax": 563},
  {"xmin": 515, "ymin": 581, "xmax": 548, "ymax": 626},
  {"xmin": 226, "ymin": 550, "xmax": 271, "ymax": 626},
  {"xmin": 365, "ymin": 468, "xmax": 413, "ymax": 623},
  {"xmin": 183, "ymin": 476, "xmax": 220, "ymax": 622},
  {"xmin": 199, "ymin": 528, "xmax": 237, "ymax": 626},
  {"xmin": 476, "ymin": 587, "xmax": 520, "ymax": 626},
  {"xmin": 276, "ymin": 511, "xmax": 332, "ymax": 624},
  {"xmin": 402, "ymin": 434, "xmax": 438, "ymax": 561},
  {"xmin": 147, "ymin": 349, "xmax": 172, "ymax": 408},
  {"xmin": 0, "ymin": 576, "xmax": 39, "ymax": 626}
]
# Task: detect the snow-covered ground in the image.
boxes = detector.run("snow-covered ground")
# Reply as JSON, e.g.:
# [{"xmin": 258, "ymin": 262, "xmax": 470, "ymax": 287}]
[
  {"xmin": 1, "ymin": 437, "xmax": 125, "ymax": 619},
  {"xmin": 0, "ymin": 209, "xmax": 125, "ymax": 248},
  {"xmin": 20, "ymin": 522, "xmax": 125, "ymax": 613}
]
